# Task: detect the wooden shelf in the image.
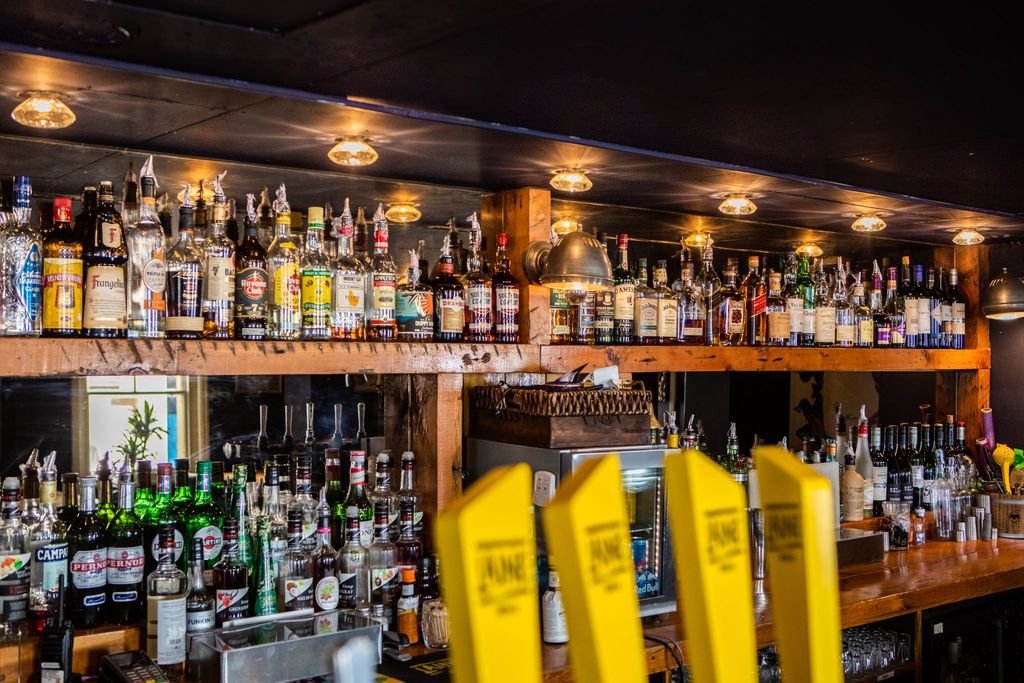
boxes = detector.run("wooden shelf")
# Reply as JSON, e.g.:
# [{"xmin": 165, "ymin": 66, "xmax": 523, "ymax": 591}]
[
  {"xmin": 0, "ymin": 338, "xmax": 539, "ymax": 377},
  {"xmin": 540, "ymin": 345, "xmax": 991, "ymax": 374}
]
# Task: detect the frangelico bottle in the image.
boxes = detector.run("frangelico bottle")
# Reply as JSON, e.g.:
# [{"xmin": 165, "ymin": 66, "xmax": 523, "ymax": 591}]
[
  {"xmin": 234, "ymin": 192, "xmax": 269, "ymax": 340},
  {"xmin": 82, "ymin": 181, "xmax": 127, "ymax": 338}
]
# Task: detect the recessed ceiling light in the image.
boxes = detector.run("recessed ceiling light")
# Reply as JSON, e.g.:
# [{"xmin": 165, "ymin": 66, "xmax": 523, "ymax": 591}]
[
  {"xmin": 327, "ymin": 136, "xmax": 379, "ymax": 166},
  {"xmin": 952, "ymin": 228, "xmax": 985, "ymax": 246},
  {"xmin": 551, "ymin": 217, "xmax": 581, "ymax": 235},
  {"xmin": 795, "ymin": 243, "xmax": 823, "ymax": 258},
  {"xmin": 11, "ymin": 91, "xmax": 76, "ymax": 129},
  {"xmin": 683, "ymin": 231, "xmax": 710, "ymax": 248},
  {"xmin": 550, "ymin": 168, "xmax": 593, "ymax": 193},
  {"xmin": 717, "ymin": 193, "xmax": 757, "ymax": 216},
  {"xmin": 850, "ymin": 213, "xmax": 888, "ymax": 233},
  {"xmin": 384, "ymin": 201, "xmax": 421, "ymax": 223}
]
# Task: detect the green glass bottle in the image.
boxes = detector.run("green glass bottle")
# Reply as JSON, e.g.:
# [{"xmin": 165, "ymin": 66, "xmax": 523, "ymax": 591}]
[
  {"xmin": 185, "ymin": 461, "xmax": 224, "ymax": 583},
  {"xmin": 171, "ymin": 460, "xmax": 193, "ymax": 518},
  {"xmin": 230, "ymin": 464, "xmax": 253, "ymax": 570},
  {"xmin": 341, "ymin": 451, "xmax": 373, "ymax": 547},
  {"xmin": 143, "ymin": 463, "xmax": 184, "ymax": 576},
  {"xmin": 210, "ymin": 461, "xmax": 226, "ymax": 512},
  {"xmin": 796, "ymin": 252, "xmax": 814, "ymax": 347},
  {"xmin": 105, "ymin": 460, "xmax": 145, "ymax": 624},
  {"xmin": 252, "ymin": 517, "xmax": 277, "ymax": 616},
  {"xmin": 133, "ymin": 460, "xmax": 154, "ymax": 519},
  {"xmin": 96, "ymin": 453, "xmax": 115, "ymax": 524}
]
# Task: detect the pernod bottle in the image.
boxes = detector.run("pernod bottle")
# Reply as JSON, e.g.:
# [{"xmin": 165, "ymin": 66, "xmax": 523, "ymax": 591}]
[
  {"xmin": 83, "ymin": 180, "xmax": 128, "ymax": 338},
  {"xmin": 68, "ymin": 475, "xmax": 107, "ymax": 628},
  {"xmin": 106, "ymin": 461, "xmax": 145, "ymax": 624},
  {"xmin": 0, "ymin": 176, "xmax": 42, "ymax": 337},
  {"xmin": 126, "ymin": 157, "xmax": 167, "ymax": 339},
  {"xmin": 234, "ymin": 192, "xmax": 269, "ymax": 340}
]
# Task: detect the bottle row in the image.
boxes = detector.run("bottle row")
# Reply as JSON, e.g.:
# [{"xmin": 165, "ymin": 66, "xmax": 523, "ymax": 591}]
[
  {"xmin": 0, "ymin": 448, "xmax": 439, "ymax": 667},
  {"xmin": 551, "ymin": 235, "xmax": 968, "ymax": 348},
  {"xmin": 0, "ymin": 168, "xmax": 521, "ymax": 342}
]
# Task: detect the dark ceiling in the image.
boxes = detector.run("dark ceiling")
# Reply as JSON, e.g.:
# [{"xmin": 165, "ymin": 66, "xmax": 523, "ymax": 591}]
[{"xmin": 0, "ymin": 0, "xmax": 1021, "ymax": 248}]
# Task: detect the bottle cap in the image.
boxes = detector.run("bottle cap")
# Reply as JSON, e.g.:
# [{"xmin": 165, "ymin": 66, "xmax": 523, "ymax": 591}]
[
  {"xmin": 307, "ymin": 206, "xmax": 324, "ymax": 228},
  {"xmin": 401, "ymin": 567, "xmax": 416, "ymax": 584}
]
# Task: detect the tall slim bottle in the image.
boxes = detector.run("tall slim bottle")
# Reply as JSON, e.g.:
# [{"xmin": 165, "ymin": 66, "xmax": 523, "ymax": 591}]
[
  {"xmin": 612, "ymin": 234, "xmax": 634, "ymax": 344},
  {"xmin": 367, "ymin": 204, "xmax": 398, "ymax": 341},
  {"xmin": 301, "ymin": 206, "xmax": 332, "ymax": 340},
  {"xmin": 312, "ymin": 509, "xmax": 339, "ymax": 612},
  {"xmin": 796, "ymin": 252, "xmax": 814, "ymax": 346},
  {"xmin": 68, "ymin": 476, "xmax": 107, "ymax": 628},
  {"xmin": 331, "ymin": 199, "xmax": 366, "ymax": 340},
  {"xmin": 338, "ymin": 506, "xmax": 369, "ymax": 610},
  {"xmin": 202, "ymin": 178, "xmax": 235, "ymax": 339},
  {"xmin": 946, "ymin": 269, "xmax": 966, "ymax": 349},
  {"xmin": 234, "ymin": 192, "xmax": 269, "ymax": 340},
  {"xmin": 28, "ymin": 454, "xmax": 68, "ymax": 629},
  {"xmin": 185, "ymin": 461, "xmax": 224, "ymax": 583},
  {"xmin": 252, "ymin": 517, "xmax": 278, "ymax": 616},
  {"xmin": 342, "ymin": 452, "xmax": 374, "ymax": 547},
  {"xmin": 462, "ymin": 213, "xmax": 493, "ymax": 342},
  {"xmin": 433, "ymin": 235, "xmax": 465, "ymax": 342},
  {"xmin": 267, "ymin": 183, "xmax": 301, "ymax": 339},
  {"xmin": 697, "ymin": 239, "xmax": 721, "ymax": 346},
  {"xmin": 278, "ymin": 510, "xmax": 313, "ymax": 612},
  {"xmin": 41, "ymin": 197, "xmax": 84, "ymax": 337},
  {"xmin": 146, "ymin": 523, "xmax": 188, "ymax": 676},
  {"xmin": 833, "ymin": 257, "xmax": 855, "ymax": 348},
  {"xmin": 854, "ymin": 407, "xmax": 874, "ymax": 518},
  {"xmin": 368, "ymin": 500, "xmax": 400, "ymax": 624},
  {"xmin": 491, "ymin": 232, "xmax": 521, "ymax": 343},
  {"xmin": 83, "ymin": 180, "xmax": 128, "ymax": 338},
  {"xmin": 870, "ymin": 427, "xmax": 887, "ymax": 517},
  {"xmin": 884, "ymin": 267, "xmax": 906, "ymax": 348},
  {"xmin": 0, "ymin": 176, "xmax": 42, "ymax": 336},
  {"xmin": 741, "ymin": 255, "xmax": 767, "ymax": 346},
  {"xmin": 870, "ymin": 261, "xmax": 890, "ymax": 347},
  {"xmin": 143, "ymin": 463, "xmax": 184, "ymax": 576},
  {"xmin": 164, "ymin": 192, "xmax": 205, "ymax": 339},
  {"xmin": 105, "ymin": 462, "xmax": 145, "ymax": 624},
  {"xmin": 398, "ymin": 451, "xmax": 423, "ymax": 538},
  {"xmin": 900, "ymin": 258, "xmax": 919, "ymax": 349},
  {"xmin": 126, "ymin": 158, "xmax": 166, "ymax": 338},
  {"xmin": 653, "ymin": 260, "xmax": 677, "ymax": 345}
]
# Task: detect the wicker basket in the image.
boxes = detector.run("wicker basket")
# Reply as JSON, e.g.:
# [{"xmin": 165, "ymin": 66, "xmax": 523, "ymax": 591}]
[
  {"xmin": 471, "ymin": 383, "xmax": 652, "ymax": 417},
  {"xmin": 990, "ymin": 494, "xmax": 1024, "ymax": 538}
]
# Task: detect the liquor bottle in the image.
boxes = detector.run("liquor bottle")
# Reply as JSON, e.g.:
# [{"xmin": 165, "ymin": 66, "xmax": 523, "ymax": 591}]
[
  {"xmin": 252, "ymin": 517, "xmax": 277, "ymax": 616},
  {"xmin": 898, "ymin": 424, "xmax": 913, "ymax": 502},
  {"xmin": 462, "ymin": 213, "xmax": 493, "ymax": 342},
  {"xmin": 810, "ymin": 259, "xmax": 834, "ymax": 347},
  {"xmin": 67, "ymin": 476, "xmax": 107, "ymax": 628},
  {"xmin": 921, "ymin": 424, "xmax": 936, "ymax": 510},
  {"xmin": 779, "ymin": 255, "xmax": 799, "ymax": 347},
  {"xmin": 884, "ymin": 267, "xmax": 906, "ymax": 348},
  {"xmin": 396, "ymin": 499, "xmax": 423, "ymax": 575},
  {"xmin": 941, "ymin": 268, "xmax": 964, "ymax": 349},
  {"xmin": 908, "ymin": 424, "xmax": 924, "ymax": 501},
  {"xmin": 396, "ymin": 249, "xmax": 434, "ymax": 341},
  {"xmin": 267, "ymin": 183, "xmax": 301, "ymax": 339},
  {"xmin": 338, "ymin": 505, "xmax": 370, "ymax": 610},
  {"xmin": 256, "ymin": 187, "xmax": 274, "ymax": 250},
  {"xmin": 28, "ymin": 454, "xmax": 68, "ymax": 629},
  {"xmin": 41, "ymin": 197, "xmax": 84, "ymax": 337},
  {"xmin": 717, "ymin": 261, "xmax": 745, "ymax": 346},
  {"xmin": 541, "ymin": 568, "xmax": 568, "ymax": 645},
  {"xmin": 396, "ymin": 567, "xmax": 419, "ymax": 645},
  {"xmin": 915, "ymin": 263, "xmax": 932, "ymax": 349},
  {"xmin": 234, "ymin": 192, "xmax": 269, "ymax": 340},
  {"xmin": 868, "ymin": 261, "xmax": 889, "ymax": 347},
  {"xmin": 0, "ymin": 176, "xmax": 42, "ymax": 336},
  {"xmin": 343, "ymin": 452, "xmax": 374, "ymax": 547},
  {"xmin": 570, "ymin": 290, "xmax": 596, "ymax": 345},
  {"xmin": 852, "ymin": 407, "xmax": 873, "ymax": 518},
  {"xmin": 900, "ymin": 258, "xmax": 920, "ymax": 349},
  {"xmin": 371, "ymin": 453, "xmax": 400, "ymax": 542},
  {"xmin": 433, "ymin": 235, "xmax": 465, "ymax": 342},
  {"xmin": 549, "ymin": 286, "xmax": 572, "ymax": 344},
  {"xmin": 790, "ymin": 252, "xmax": 812, "ymax": 346},
  {"xmin": 171, "ymin": 463, "xmax": 192, "ymax": 518},
  {"xmin": 193, "ymin": 182, "xmax": 208, "ymax": 247},
  {"xmin": 834, "ymin": 257, "xmax": 855, "ymax": 348},
  {"xmin": 331, "ymin": 199, "xmax": 367, "ymax": 340},
  {"xmin": 278, "ymin": 510, "xmax": 313, "ymax": 612},
  {"xmin": 612, "ymin": 234, "xmax": 635, "ymax": 344},
  {"xmin": 57, "ymin": 475, "xmax": 78, "ymax": 528},
  {"xmin": 676, "ymin": 260, "xmax": 705, "ymax": 345},
  {"xmin": 697, "ymin": 239, "xmax": 721, "ymax": 346},
  {"xmin": 74, "ymin": 184, "xmax": 98, "ymax": 241},
  {"xmin": 632, "ymin": 258, "xmax": 658, "ymax": 344},
  {"xmin": 354, "ymin": 206, "xmax": 372, "ymax": 270},
  {"xmin": 764, "ymin": 271, "xmax": 789, "ymax": 346},
  {"xmin": 201, "ymin": 179, "xmax": 235, "ymax": 339},
  {"xmin": 121, "ymin": 162, "xmax": 139, "ymax": 229},
  {"xmin": 229, "ymin": 464, "xmax": 253, "ymax": 570},
  {"xmin": 22, "ymin": 466, "xmax": 42, "ymax": 527},
  {"xmin": 869, "ymin": 426, "xmax": 886, "ymax": 516},
  {"xmin": 398, "ymin": 451, "xmax": 423, "ymax": 538},
  {"xmin": 933, "ymin": 422, "xmax": 947, "ymax": 480},
  {"xmin": 592, "ymin": 288, "xmax": 613, "ymax": 346},
  {"xmin": 652, "ymin": 260, "xmax": 677, "ymax": 345},
  {"xmin": 164, "ymin": 192, "xmax": 205, "ymax": 339},
  {"xmin": 312, "ymin": 509, "xmax": 339, "ymax": 612},
  {"xmin": 741, "ymin": 255, "xmax": 767, "ymax": 346},
  {"xmin": 134, "ymin": 460, "xmax": 154, "ymax": 519},
  {"xmin": 146, "ymin": 523, "xmax": 188, "ymax": 676},
  {"xmin": 921, "ymin": 266, "xmax": 938, "ymax": 349},
  {"xmin": 288, "ymin": 461, "xmax": 318, "ymax": 553},
  {"xmin": 0, "ymin": 478, "xmax": 30, "ymax": 638},
  {"xmin": 82, "ymin": 180, "xmax": 128, "ymax": 338},
  {"xmin": 212, "ymin": 518, "xmax": 249, "ymax": 626},
  {"xmin": 261, "ymin": 466, "xmax": 288, "ymax": 580},
  {"xmin": 126, "ymin": 159, "xmax": 166, "ymax": 339},
  {"xmin": 299, "ymin": 206, "xmax": 332, "ymax": 339},
  {"xmin": 367, "ymin": 203, "xmax": 398, "ymax": 341},
  {"xmin": 851, "ymin": 272, "xmax": 873, "ymax": 348},
  {"xmin": 96, "ymin": 455, "xmax": 115, "ymax": 525},
  {"xmin": 491, "ymin": 232, "xmax": 521, "ymax": 343},
  {"xmin": 325, "ymin": 451, "xmax": 346, "ymax": 547},
  {"xmin": 884, "ymin": 426, "xmax": 902, "ymax": 506},
  {"xmin": 185, "ymin": 461, "xmax": 224, "ymax": 583},
  {"xmin": 932, "ymin": 267, "xmax": 949, "ymax": 349},
  {"xmin": 106, "ymin": 461, "xmax": 145, "ymax": 624},
  {"xmin": 368, "ymin": 500, "xmax": 400, "ymax": 624},
  {"xmin": 143, "ymin": 463, "xmax": 184, "ymax": 577}
]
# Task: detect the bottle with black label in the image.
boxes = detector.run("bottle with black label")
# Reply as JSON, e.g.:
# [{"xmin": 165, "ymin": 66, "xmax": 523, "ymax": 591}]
[
  {"xmin": 234, "ymin": 192, "xmax": 269, "ymax": 340},
  {"xmin": 105, "ymin": 461, "xmax": 145, "ymax": 624},
  {"xmin": 212, "ymin": 518, "xmax": 249, "ymax": 626},
  {"xmin": 165, "ymin": 190, "xmax": 205, "ymax": 339},
  {"xmin": 67, "ymin": 475, "xmax": 107, "ymax": 628},
  {"xmin": 185, "ymin": 538, "xmax": 215, "ymax": 633}
]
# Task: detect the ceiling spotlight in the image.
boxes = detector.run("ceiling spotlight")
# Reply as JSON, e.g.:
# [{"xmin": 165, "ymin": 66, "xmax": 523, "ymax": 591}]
[
  {"xmin": 384, "ymin": 202, "xmax": 421, "ymax": 224},
  {"xmin": 683, "ymin": 231, "xmax": 710, "ymax": 249},
  {"xmin": 551, "ymin": 217, "xmax": 581, "ymax": 235},
  {"xmin": 795, "ymin": 243, "xmax": 823, "ymax": 258},
  {"xmin": 11, "ymin": 91, "xmax": 76, "ymax": 129},
  {"xmin": 550, "ymin": 168, "xmax": 593, "ymax": 193},
  {"xmin": 952, "ymin": 228, "xmax": 985, "ymax": 246},
  {"xmin": 850, "ymin": 214, "xmax": 888, "ymax": 233},
  {"xmin": 717, "ymin": 193, "xmax": 758, "ymax": 216},
  {"xmin": 327, "ymin": 136, "xmax": 379, "ymax": 167}
]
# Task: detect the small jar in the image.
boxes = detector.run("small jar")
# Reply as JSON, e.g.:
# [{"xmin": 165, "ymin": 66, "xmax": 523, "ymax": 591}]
[{"xmin": 420, "ymin": 597, "xmax": 450, "ymax": 649}]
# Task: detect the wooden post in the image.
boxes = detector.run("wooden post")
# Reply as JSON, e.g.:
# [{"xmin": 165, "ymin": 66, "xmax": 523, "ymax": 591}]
[{"xmin": 481, "ymin": 187, "xmax": 552, "ymax": 344}]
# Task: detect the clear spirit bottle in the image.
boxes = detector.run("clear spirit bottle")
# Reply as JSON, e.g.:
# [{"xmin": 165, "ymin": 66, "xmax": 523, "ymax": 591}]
[
  {"xmin": 717, "ymin": 262, "xmax": 745, "ymax": 346},
  {"xmin": 267, "ymin": 184, "xmax": 301, "ymax": 339},
  {"xmin": 277, "ymin": 510, "xmax": 313, "ymax": 612},
  {"xmin": 632, "ymin": 258, "xmax": 658, "ymax": 344},
  {"xmin": 765, "ymin": 271, "xmax": 789, "ymax": 346},
  {"xmin": 338, "ymin": 505, "xmax": 370, "ymax": 610},
  {"xmin": 331, "ymin": 199, "xmax": 366, "ymax": 340},
  {"xmin": 813, "ymin": 259, "xmax": 836, "ymax": 347},
  {"xmin": 367, "ymin": 204, "xmax": 398, "ymax": 341},
  {"xmin": 28, "ymin": 454, "xmax": 67, "ymax": 630},
  {"xmin": 697, "ymin": 239, "xmax": 721, "ymax": 346},
  {"xmin": 0, "ymin": 477, "xmax": 30, "ymax": 639},
  {"xmin": 126, "ymin": 158, "xmax": 166, "ymax": 338},
  {"xmin": 462, "ymin": 213, "xmax": 493, "ymax": 342},
  {"xmin": 851, "ymin": 272, "xmax": 873, "ymax": 347},
  {"xmin": 675, "ymin": 261, "xmax": 704, "ymax": 344},
  {"xmin": 368, "ymin": 500, "xmax": 400, "ymax": 625},
  {"xmin": 0, "ymin": 176, "xmax": 42, "ymax": 336},
  {"xmin": 834, "ymin": 257, "xmax": 856, "ymax": 348},
  {"xmin": 202, "ymin": 176, "xmax": 235, "ymax": 339},
  {"xmin": 165, "ymin": 193, "xmax": 205, "ymax": 339},
  {"xmin": 146, "ymin": 523, "xmax": 188, "ymax": 676}
]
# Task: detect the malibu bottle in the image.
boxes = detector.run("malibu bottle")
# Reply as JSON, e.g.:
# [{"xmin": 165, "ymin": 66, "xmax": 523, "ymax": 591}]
[
  {"xmin": 212, "ymin": 518, "xmax": 249, "ymax": 626},
  {"xmin": 68, "ymin": 475, "xmax": 107, "ymax": 628},
  {"xmin": 106, "ymin": 462, "xmax": 145, "ymax": 624}
]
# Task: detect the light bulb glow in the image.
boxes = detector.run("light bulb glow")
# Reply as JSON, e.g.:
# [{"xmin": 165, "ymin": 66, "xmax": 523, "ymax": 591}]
[
  {"xmin": 952, "ymin": 228, "xmax": 985, "ymax": 246},
  {"xmin": 551, "ymin": 217, "xmax": 580, "ymax": 235},
  {"xmin": 717, "ymin": 193, "xmax": 757, "ymax": 216},
  {"xmin": 683, "ymin": 231, "xmax": 710, "ymax": 248},
  {"xmin": 383, "ymin": 202, "xmax": 421, "ymax": 223},
  {"xmin": 550, "ymin": 168, "xmax": 593, "ymax": 193},
  {"xmin": 327, "ymin": 136, "xmax": 379, "ymax": 166},
  {"xmin": 176, "ymin": 181, "xmax": 217, "ymax": 204},
  {"xmin": 11, "ymin": 91, "xmax": 76, "ymax": 129},
  {"xmin": 795, "ymin": 243, "xmax": 823, "ymax": 258},
  {"xmin": 851, "ymin": 214, "xmax": 887, "ymax": 232}
]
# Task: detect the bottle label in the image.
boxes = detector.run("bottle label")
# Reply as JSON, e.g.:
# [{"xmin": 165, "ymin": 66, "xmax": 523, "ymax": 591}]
[
  {"xmin": 154, "ymin": 597, "xmax": 187, "ymax": 665},
  {"xmin": 911, "ymin": 465, "xmax": 924, "ymax": 489},
  {"xmin": 33, "ymin": 541, "xmax": 69, "ymax": 597},
  {"xmin": 166, "ymin": 267, "xmax": 203, "ymax": 330},
  {"xmin": 952, "ymin": 303, "xmax": 966, "ymax": 334},
  {"xmin": 814, "ymin": 306, "xmax": 836, "ymax": 343},
  {"xmin": 186, "ymin": 605, "xmax": 215, "ymax": 632},
  {"xmin": 872, "ymin": 467, "xmax": 888, "ymax": 502},
  {"xmin": 370, "ymin": 566, "xmax": 400, "ymax": 595},
  {"xmin": 315, "ymin": 575, "xmax": 340, "ymax": 610},
  {"xmin": 657, "ymin": 299, "xmax": 677, "ymax": 338},
  {"xmin": 940, "ymin": 303, "xmax": 953, "ymax": 328},
  {"xmin": 371, "ymin": 273, "xmax": 397, "ymax": 325},
  {"xmin": 905, "ymin": 298, "xmax": 919, "ymax": 336},
  {"xmin": 270, "ymin": 539, "xmax": 288, "ymax": 578},
  {"xmin": 101, "ymin": 222, "xmax": 122, "ymax": 248},
  {"xmin": 235, "ymin": 267, "xmax": 269, "ymax": 306},
  {"xmin": 42, "ymin": 257, "xmax": 84, "ymax": 330},
  {"xmin": 272, "ymin": 262, "xmax": 301, "ymax": 307},
  {"xmin": 205, "ymin": 256, "xmax": 235, "ymax": 302},
  {"xmin": 635, "ymin": 297, "xmax": 658, "ymax": 337},
  {"xmin": 438, "ymin": 296, "xmax": 465, "ymax": 333},
  {"xmin": 724, "ymin": 301, "xmax": 745, "ymax": 335},
  {"xmin": 397, "ymin": 602, "xmax": 419, "ymax": 642},
  {"xmin": 495, "ymin": 285, "xmax": 520, "ymax": 335},
  {"xmin": 917, "ymin": 303, "xmax": 930, "ymax": 337},
  {"xmin": 801, "ymin": 306, "xmax": 815, "ymax": 335},
  {"xmin": 195, "ymin": 525, "xmax": 224, "ymax": 563},
  {"xmin": 466, "ymin": 283, "xmax": 493, "ymax": 334},
  {"xmin": 858, "ymin": 318, "xmax": 874, "ymax": 345},
  {"xmin": 786, "ymin": 297, "xmax": 803, "ymax": 334},
  {"xmin": 359, "ymin": 520, "xmax": 373, "ymax": 548},
  {"xmin": 876, "ymin": 322, "xmax": 891, "ymax": 346},
  {"xmin": 0, "ymin": 551, "xmax": 30, "ymax": 622},
  {"xmin": 835, "ymin": 323, "xmax": 856, "ymax": 344},
  {"xmin": 107, "ymin": 545, "xmax": 145, "ymax": 585},
  {"xmin": 333, "ymin": 272, "xmax": 365, "ymax": 315},
  {"xmin": 614, "ymin": 284, "xmax": 635, "ymax": 321},
  {"xmin": 748, "ymin": 292, "xmax": 767, "ymax": 318},
  {"xmin": 150, "ymin": 527, "xmax": 185, "ymax": 563},
  {"xmin": 84, "ymin": 265, "xmax": 127, "ymax": 329},
  {"xmin": 70, "ymin": 548, "xmax": 107, "ymax": 588},
  {"xmin": 215, "ymin": 588, "xmax": 249, "ymax": 622},
  {"xmin": 683, "ymin": 318, "xmax": 704, "ymax": 337},
  {"xmin": 301, "ymin": 268, "xmax": 332, "ymax": 326},
  {"xmin": 142, "ymin": 256, "xmax": 167, "ymax": 293},
  {"xmin": 891, "ymin": 320, "xmax": 905, "ymax": 345},
  {"xmin": 338, "ymin": 572, "xmax": 358, "ymax": 607},
  {"xmin": 396, "ymin": 290, "xmax": 434, "ymax": 336},
  {"xmin": 12, "ymin": 239, "xmax": 41, "ymax": 322},
  {"xmin": 930, "ymin": 300, "xmax": 943, "ymax": 334},
  {"xmin": 280, "ymin": 577, "xmax": 313, "ymax": 610},
  {"xmin": 767, "ymin": 310, "xmax": 790, "ymax": 340}
]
